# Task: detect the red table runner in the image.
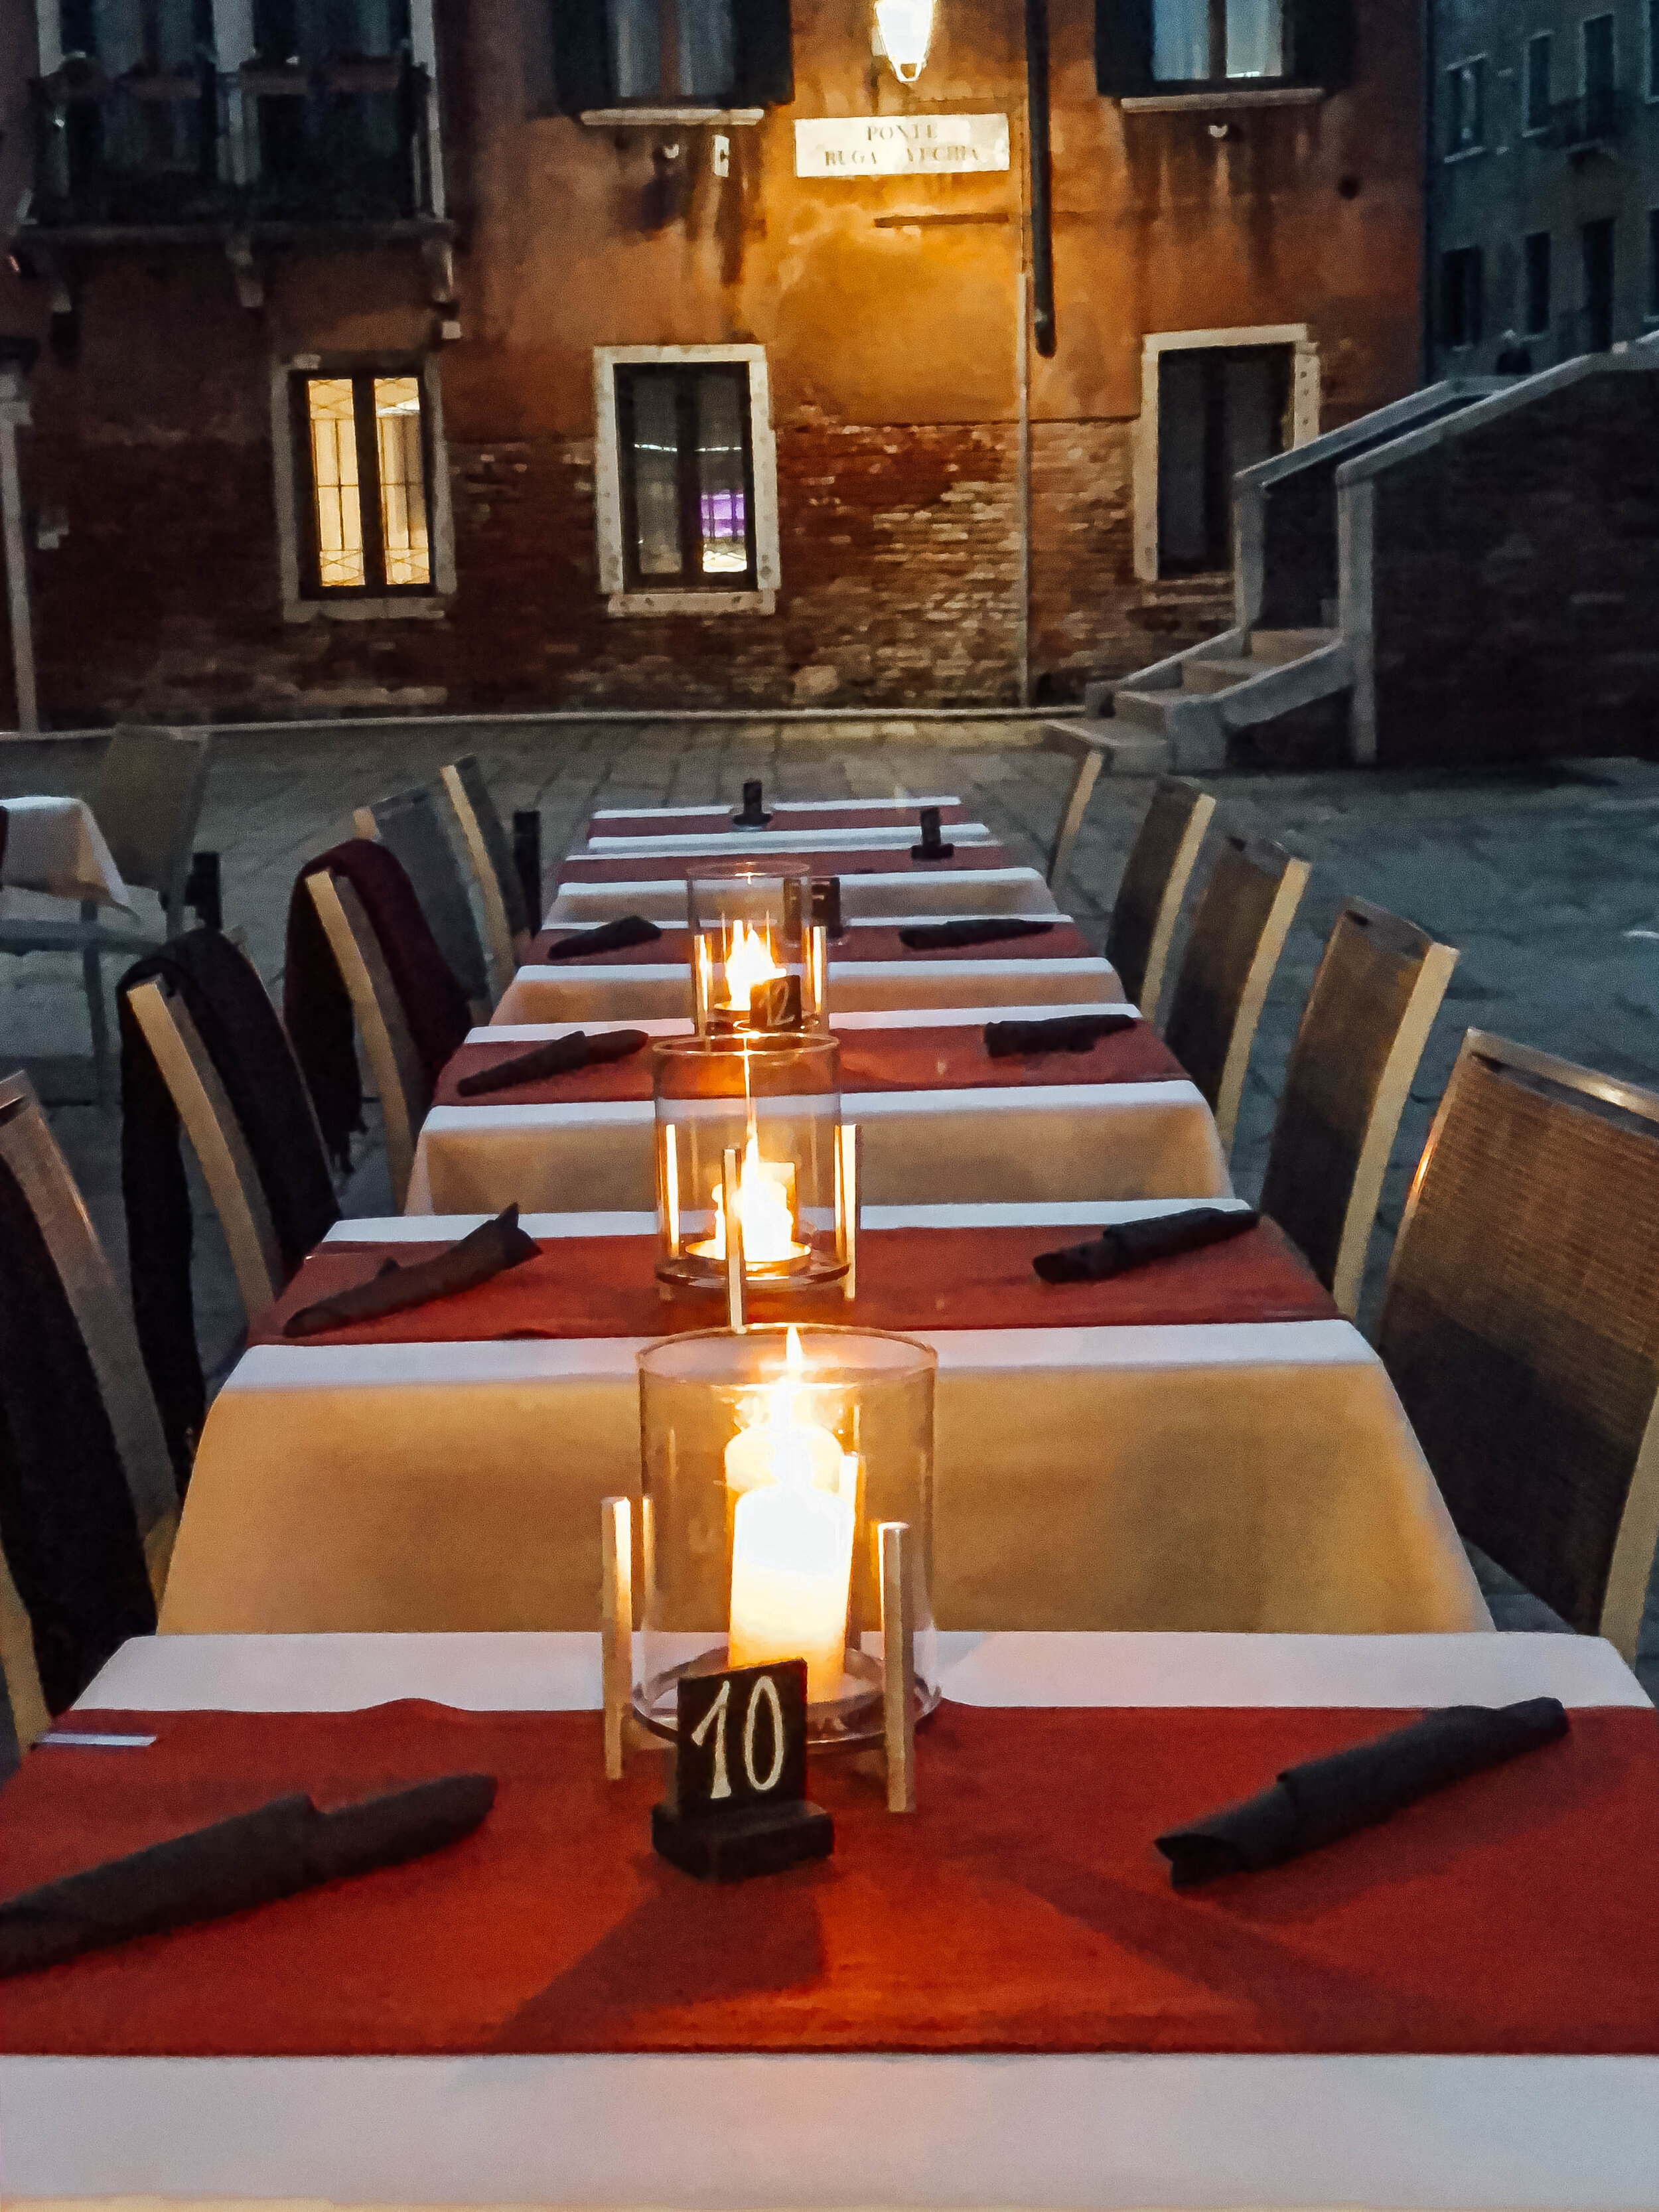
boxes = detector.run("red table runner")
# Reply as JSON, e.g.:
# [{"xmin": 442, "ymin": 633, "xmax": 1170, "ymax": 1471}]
[
  {"xmin": 557, "ymin": 842, "xmax": 1017, "ymax": 887},
  {"xmin": 435, "ymin": 1023, "xmax": 1183, "ymax": 1109},
  {"xmin": 530, "ymin": 921, "xmax": 1100, "ymax": 966},
  {"xmin": 251, "ymin": 1219, "xmax": 1336, "ymax": 1347},
  {"xmin": 5, "ymin": 1702, "xmax": 1656, "ymax": 2057},
  {"xmin": 587, "ymin": 803, "xmax": 972, "ymax": 840}
]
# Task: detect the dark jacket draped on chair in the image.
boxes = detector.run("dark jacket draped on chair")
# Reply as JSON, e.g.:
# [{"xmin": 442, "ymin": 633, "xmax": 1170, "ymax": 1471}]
[
  {"xmin": 118, "ymin": 926, "xmax": 340, "ymax": 1478},
  {"xmin": 282, "ymin": 839, "xmax": 471, "ymax": 1171},
  {"xmin": 0, "ymin": 1153, "xmax": 157, "ymax": 1716}
]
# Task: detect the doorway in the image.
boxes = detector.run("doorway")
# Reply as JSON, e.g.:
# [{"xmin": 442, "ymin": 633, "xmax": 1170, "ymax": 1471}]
[
  {"xmin": 1581, "ymin": 218, "xmax": 1615, "ymax": 352},
  {"xmin": 1157, "ymin": 344, "xmax": 1293, "ymax": 575}
]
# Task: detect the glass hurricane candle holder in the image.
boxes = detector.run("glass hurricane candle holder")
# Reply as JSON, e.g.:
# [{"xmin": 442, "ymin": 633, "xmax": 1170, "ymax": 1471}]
[
  {"xmin": 654, "ymin": 1034, "xmax": 853, "ymax": 1293},
  {"xmin": 635, "ymin": 1324, "xmax": 938, "ymax": 1748},
  {"xmin": 687, "ymin": 866, "xmax": 827, "ymax": 1038}
]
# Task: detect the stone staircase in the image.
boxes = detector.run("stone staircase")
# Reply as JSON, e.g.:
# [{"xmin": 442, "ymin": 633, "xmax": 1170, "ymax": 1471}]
[
  {"xmin": 1050, "ymin": 378, "xmax": 1504, "ymax": 776},
  {"xmin": 1093, "ymin": 625, "xmax": 1352, "ymax": 773}
]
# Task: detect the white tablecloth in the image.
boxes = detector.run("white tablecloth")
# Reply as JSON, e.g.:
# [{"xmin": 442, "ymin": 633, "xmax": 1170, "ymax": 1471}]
[
  {"xmin": 0, "ymin": 795, "xmax": 132, "ymax": 919},
  {"xmin": 6, "ymin": 1631, "xmax": 1648, "ymax": 2212},
  {"xmin": 496, "ymin": 930, "xmax": 1121, "ymax": 1025},
  {"xmin": 582, "ymin": 824, "xmax": 997, "ymax": 857},
  {"xmin": 407, "ymin": 1007, "xmax": 1228, "ymax": 1214},
  {"xmin": 547, "ymin": 863, "xmax": 1060, "ymax": 926},
  {"xmin": 587, "ymin": 793, "xmax": 964, "ymax": 836},
  {"xmin": 159, "ymin": 1203, "xmax": 1487, "ymax": 1639}
]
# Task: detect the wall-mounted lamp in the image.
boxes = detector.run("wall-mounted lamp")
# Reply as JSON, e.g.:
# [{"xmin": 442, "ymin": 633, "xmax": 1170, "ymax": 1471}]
[{"xmin": 875, "ymin": 0, "xmax": 935, "ymax": 83}]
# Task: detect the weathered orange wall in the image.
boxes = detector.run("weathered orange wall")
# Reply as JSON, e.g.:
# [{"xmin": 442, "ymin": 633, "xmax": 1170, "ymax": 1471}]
[{"xmin": 0, "ymin": 0, "xmax": 1423, "ymax": 720}]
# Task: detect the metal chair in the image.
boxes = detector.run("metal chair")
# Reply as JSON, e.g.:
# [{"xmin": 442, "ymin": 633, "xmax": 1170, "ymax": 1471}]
[
  {"xmin": 1161, "ymin": 830, "xmax": 1312, "ymax": 1161},
  {"xmin": 1376, "ymin": 1030, "xmax": 1659, "ymax": 1662},
  {"xmin": 1258, "ymin": 899, "xmax": 1458, "ymax": 1317},
  {"xmin": 0, "ymin": 1070, "xmax": 177, "ymax": 1747},
  {"xmin": 442, "ymin": 756, "xmax": 533, "ymax": 999},
  {"xmin": 1100, "ymin": 777, "xmax": 1216, "ymax": 1021},
  {"xmin": 0, "ymin": 727, "xmax": 211, "ymax": 1090},
  {"xmin": 305, "ymin": 870, "xmax": 428, "ymax": 1209},
  {"xmin": 354, "ymin": 784, "xmax": 492, "ymax": 1017}
]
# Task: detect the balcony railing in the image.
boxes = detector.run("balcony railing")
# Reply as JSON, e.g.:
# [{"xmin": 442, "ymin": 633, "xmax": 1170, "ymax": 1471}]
[
  {"xmin": 27, "ymin": 54, "xmax": 438, "ymax": 230},
  {"xmin": 1545, "ymin": 86, "xmax": 1628, "ymax": 152}
]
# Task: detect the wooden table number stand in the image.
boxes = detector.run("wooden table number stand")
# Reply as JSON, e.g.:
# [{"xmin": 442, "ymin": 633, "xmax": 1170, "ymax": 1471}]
[{"xmin": 601, "ymin": 1497, "xmax": 918, "ymax": 1827}]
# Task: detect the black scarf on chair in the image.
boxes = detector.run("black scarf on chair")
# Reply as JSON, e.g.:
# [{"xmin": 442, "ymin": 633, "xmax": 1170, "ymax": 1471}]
[
  {"xmin": 119, "ymin": 927, "xmax": 340, "ymax": 1480},
  {"xmin": 0, "ymin": 1153, "xmax": 156, "ymax": 1718}
]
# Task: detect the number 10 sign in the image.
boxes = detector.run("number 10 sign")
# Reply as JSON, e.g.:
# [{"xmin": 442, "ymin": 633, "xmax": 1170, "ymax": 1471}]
[{"xmin": 652, "ymin": 1659, "xmax": 835, "ymax": 1881}]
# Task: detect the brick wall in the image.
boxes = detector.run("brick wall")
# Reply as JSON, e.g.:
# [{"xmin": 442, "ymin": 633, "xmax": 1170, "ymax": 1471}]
[
  {"xmin": 1369, "ymin": 367, "xmax": 1659, "ymax": 764},
  {"xmin": 21, "ymin": 411, "xmax": 1235, "ymax": 723}
]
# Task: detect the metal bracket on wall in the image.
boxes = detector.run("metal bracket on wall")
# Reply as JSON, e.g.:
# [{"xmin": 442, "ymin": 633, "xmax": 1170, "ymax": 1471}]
[{"xmin": 225, "ymin": 230, "xmax": 263, "ymax": 312}]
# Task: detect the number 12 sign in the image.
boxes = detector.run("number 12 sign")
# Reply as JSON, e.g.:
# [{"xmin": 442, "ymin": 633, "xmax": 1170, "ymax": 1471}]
[{"xmin": 652, "ymin": 1659, "xmax": 835, "ymax": 1882}]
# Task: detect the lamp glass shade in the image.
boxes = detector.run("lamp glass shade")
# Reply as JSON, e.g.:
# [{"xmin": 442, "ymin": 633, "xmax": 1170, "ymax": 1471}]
[
  {"xmin": 686, "ymin": 865, "xmax": 824, "ymax": 1038},
  {"xmin": 636, "ymin": 1323, "xmax": 938, "ymax": 1745},
  {"xmin": 875, "ymin": 0, "xmax": 934, "ymax": 80},
  {"xmin": 654, "ymin": 1033, "xmax": 849, "ymax": 1290}
]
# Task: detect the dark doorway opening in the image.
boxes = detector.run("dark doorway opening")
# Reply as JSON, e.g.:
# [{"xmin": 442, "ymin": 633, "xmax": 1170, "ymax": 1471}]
[
  {"xmin": 1157, "ymin": 344, "xmax": 1293, "ymax": 577},
  {"xmin": 1582, "ymin": 217, "xmax": 1616, "ymax": 352}
]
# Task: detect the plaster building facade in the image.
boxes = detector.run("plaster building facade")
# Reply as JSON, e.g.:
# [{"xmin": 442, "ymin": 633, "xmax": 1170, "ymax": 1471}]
[
  {"xmin": 1429, "ymin": 0, "xmax": 1659, "ymax": 374},
  {"xmin": 1, "ymin": 0, "xmax": 1423, "ymax": 725}
]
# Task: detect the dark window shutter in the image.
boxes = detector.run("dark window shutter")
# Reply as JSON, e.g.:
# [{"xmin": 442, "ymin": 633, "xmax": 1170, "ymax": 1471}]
[
  {"xmin": 1096, "ymin": 0, "xmax": 1153, "ymax": 97},
  {"xmin": 550, "ymin": 0, "xmax": 613, "ymax": 115},
  {"xmin": 731, "ymin": 0, "xmax": 794, "ymax": 106},
  {"xmin": 1290, "ymin": 0, "xmax": 1354, "ymax": 90}
]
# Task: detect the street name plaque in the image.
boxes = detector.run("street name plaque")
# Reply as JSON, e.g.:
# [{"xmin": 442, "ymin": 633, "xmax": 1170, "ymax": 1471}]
[{"xmin": 794, "ymin": 114, "xmax": 1011, "ymax": 179}]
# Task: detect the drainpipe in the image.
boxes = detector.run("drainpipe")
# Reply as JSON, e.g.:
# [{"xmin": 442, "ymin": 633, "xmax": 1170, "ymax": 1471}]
[
  {"xmin": 1025, "ymin": 0, "xmax": 1055, "ymax": 356},
  {"xmin": 0, "ymin": 346, "xmax": 39, "ymax": 736}
]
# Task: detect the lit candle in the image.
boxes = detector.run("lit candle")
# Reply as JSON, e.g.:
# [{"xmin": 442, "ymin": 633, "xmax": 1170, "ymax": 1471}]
[
  {"xmin": 729, "ymin": 1481, "xmax": 855, "ymax": 1702},
  {"xmin": 691, "ymin": 1126, "xmax": 808, "ymax": 1270},
  {"xmin": 725, "ymin": 1327, "xmax": 857, "ymax": 1702},
  {"xmin": 721, "ymin": 920, "xmax": 785, "ymax": 1017}
]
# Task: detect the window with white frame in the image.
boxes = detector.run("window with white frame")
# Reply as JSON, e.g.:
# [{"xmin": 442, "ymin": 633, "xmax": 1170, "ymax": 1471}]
[
  {"xmin": 595, "ymin": 347, "xmax": 780, "ymax": 612},
  {"xmin": 1153, "ymin": 0, "xmax": 1285, "ymax": 82}
]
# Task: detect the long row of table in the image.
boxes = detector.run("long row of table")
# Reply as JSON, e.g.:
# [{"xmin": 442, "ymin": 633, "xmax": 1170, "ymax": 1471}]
[{"xmin": 8, "ymin": 786, "xmax": 1655, "ymax": 2212}]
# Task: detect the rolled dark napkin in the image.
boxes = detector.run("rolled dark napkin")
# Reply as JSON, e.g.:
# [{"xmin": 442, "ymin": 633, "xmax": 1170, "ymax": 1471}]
[
  {"xmin": 283, "ymin": 1205, "xmax": 538, "ymax": 1337},
  {"xmin": 541, "ymin": 916, "xmax": 663, "ymax": 962},
  {"xmin": 910, "ymin": 806, "xmax": 955, "ymax": 861},
  {"xmin": 1156, "ymin": 1698, "xmax": 1571, "ymax": 1890},
  {"xmin": 0, "ymin": 1772, "xmax": 496, "ymax": 1977},
  {"xmin": 1033, "ymin": 1205, "xmax": 1258, "ymax": 1284},
  {"xmin": 454, "ymin": 1028, "xmax": 650, "ymax": 1098},
  {"xmin": 733, "ymin": 780, "xmax": 770, "ymax": 828},
  {"xmin": 898, "ymin": 917, "xmax": 1057, "ymax": 952},
  {"xmin": 985, "ymin": 1011, "xmax": 1139, "ymax": 1058}
]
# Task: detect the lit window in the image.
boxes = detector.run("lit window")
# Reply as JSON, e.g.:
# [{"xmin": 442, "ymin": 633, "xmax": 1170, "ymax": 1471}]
[
  {"xmin": 1152, "ymin": 0, "xmax": 1284, "ymax": 83},
  {"xmin": 295, "ymin": 369, "xmax": 432, "ymax": 596},
  {"xmin": 616, "ymin": 364, "xmax": 756, "ymax": 589}
]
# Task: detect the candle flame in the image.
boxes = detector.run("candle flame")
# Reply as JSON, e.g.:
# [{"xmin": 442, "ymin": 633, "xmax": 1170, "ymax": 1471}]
[
  {"xmin": 728, "ymin": 1323, "xmax": 847, "ymax": 1497},
  {"xmin": 723, "ymin": 919, "xmax": 784, "ymax": 1013}
]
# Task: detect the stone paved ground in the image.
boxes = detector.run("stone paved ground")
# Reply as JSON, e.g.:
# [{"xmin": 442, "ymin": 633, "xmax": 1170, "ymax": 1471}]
[{"xmin": 4, "ymin": 721, "xmax": 1657, "ymax": 1695}]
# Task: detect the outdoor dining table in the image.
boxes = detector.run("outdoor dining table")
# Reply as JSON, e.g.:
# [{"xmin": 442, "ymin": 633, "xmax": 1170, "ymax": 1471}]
[
  {"xmin": 548, "ymin": 840, "xmax": 1060, "ymax": 926},
  {"xmin": 0, "ymin": 795, "xmax": 132, "ymax": 919},
  {"xmin": 580, "ymin": 794, "xmax": 975, "ymax": 838},
  {"xmin": 407, "ymin": 1008, "xmax": 1228, "ymax": 1214},
  {"xmin": 496, "ymin": 917, "xmax": 1121, "ymax": 1025},
  {"xmin": 5, "ymin": 1629, "xmax": 1653, "ymax": 2211},
  {"xmin": 157, "ymin": 1203, "xmax": 1487, "ymax": 1636}
]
